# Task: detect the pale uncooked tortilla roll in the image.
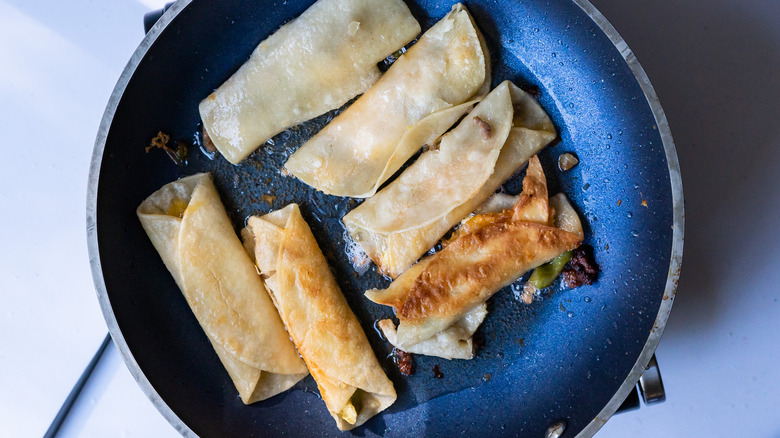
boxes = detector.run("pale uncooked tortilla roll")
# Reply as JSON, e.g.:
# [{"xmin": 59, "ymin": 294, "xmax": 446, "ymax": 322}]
[
  {"xmin": 246, "ymin": 204, "xmax": 396, "ymax": 431},
  {"xmin": 367, "ymin": 158, "xmax": 584, "ymax": 350},
  {"xmin": 137, "ymin": 173, "xmax": 308, "ymax": 404},
  {"xmin": 285, "ymin": 3, "xmax": 490, "ymax": 197},
  {"xmin": 377, "ymin": 303, "xmax": 487, "ymax": 360},
  {"xmin": 347, "ymin": 81, "xmax": 516, "ymax": 235},
  {"xmin": 199, "ymin": 0, "xmax": 420, "ymax": 164},
  {"xmin": 343, "ymin": 81, "xmax": 557, "ymax": 278}
]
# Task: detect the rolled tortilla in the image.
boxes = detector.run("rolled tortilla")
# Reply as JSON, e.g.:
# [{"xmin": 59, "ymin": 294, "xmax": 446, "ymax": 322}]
[
  {"xmin": 199, "ymin": 0, "xmax": 420, "ymax": 164},
  {"xmin": 344, "ymin": 81, "xmax": 557, "ymax": 278},
  {"xmin": 246, "ymin": 204, "xmax": 396, "ymax": 430},
  {"xmin": 367, "ymin": 157, "xmax": 584, "ymax": 350},
  {"xmin": 137, "ymin": 173, "xmax": 308, "ymax": 403},
  {"xmin": 377, "ymin": 303, "xmax": 486, "ymax": 360},
  {"xmin": 285, "ymin": 3, "xmax": 490, "ymax": 197}
]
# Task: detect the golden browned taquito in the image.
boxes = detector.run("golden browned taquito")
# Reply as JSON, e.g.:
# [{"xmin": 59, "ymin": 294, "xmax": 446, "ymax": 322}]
[
  {"xmin": 285, "ymin": 3, "xmax": 491, "ymax": 197},
  {"xmin": 245, "ymin": 204, "xmax": 396, "ymax": 430},
  {"xmin": 198, "ymin": 0, "xmax": 420, "ymax": 164},
  {"xmin": 137, "ymin": 173, "xmax": 308, "ymax": 403},
  {"xmin": 368, "ymin": 157, "xmax": 584, "ymax": 351},
  {"xmin": 344, "ymin": 81, "xmax": 557, "ymax": 278}
]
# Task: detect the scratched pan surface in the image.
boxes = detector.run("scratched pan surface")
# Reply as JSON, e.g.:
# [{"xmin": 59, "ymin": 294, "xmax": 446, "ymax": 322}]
[{"xmin": 87, "ymin": 0, "xmax": 682, "ymax": 436}]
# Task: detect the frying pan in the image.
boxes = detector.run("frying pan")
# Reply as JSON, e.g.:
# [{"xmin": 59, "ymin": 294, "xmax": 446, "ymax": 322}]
[{"xmin": 87, "ymin": 0, "xmax": 683, "ymax": 436}]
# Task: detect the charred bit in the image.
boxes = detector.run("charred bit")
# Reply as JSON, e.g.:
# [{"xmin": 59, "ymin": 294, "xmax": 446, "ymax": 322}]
[
  {"xmin": 146, "ymin": 131, "xmax": 187, "ymax": 165},
  {"xmin": 393, "ymin": 348, "xmax": 414, "ymax": 376},
  {"xmin": 563, "ymin": 244, "xmax": 599, "ymax": 288}
]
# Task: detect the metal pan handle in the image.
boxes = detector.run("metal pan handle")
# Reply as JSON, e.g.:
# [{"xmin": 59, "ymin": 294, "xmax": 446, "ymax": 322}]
[
  {"xmin": 545, "ymin": 354, "xmax": 665, "ymax": 437},
  {"xmin": 144, "ymin": 2, "xmax": 175, "ymax": 34}
]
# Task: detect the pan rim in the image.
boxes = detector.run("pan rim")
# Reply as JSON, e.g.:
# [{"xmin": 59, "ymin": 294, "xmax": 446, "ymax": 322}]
[
  {"xmin": 85, "ymin": 0, "xmax": 684, "ymax": 436},
  {"xmin": 86, "ymin": 1, "xmax": 198, "ymax": 436},
  {"xmin": 568, "ymin": 0, "xmax": 684, "ymax": 436}
]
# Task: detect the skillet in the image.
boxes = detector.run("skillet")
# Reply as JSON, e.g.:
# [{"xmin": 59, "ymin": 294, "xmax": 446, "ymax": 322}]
[{"xmin": 87, "ymin": 0, "xmax": 684, "ymax": 436}]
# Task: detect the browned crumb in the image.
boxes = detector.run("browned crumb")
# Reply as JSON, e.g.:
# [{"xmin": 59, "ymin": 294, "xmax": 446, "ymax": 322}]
[
  {"xmin": 260, "ymin": 194, "xmax": 277, "ymax": 204},
  {"xmin": 518, "ymin": 338, "xmax": 525, "ymax": 347},
  {"xmin": 483, "ymin": 373, "xmax": 491, "ymax": 382},
  {"xmin": 146, "ymin": 131, "xmax": 170, "ymax": 153},
  {"xmin": 641, "ymin": 199, "xmax": 648, "ymax": 207},
  {"xmin": 473, "ymin": 116, "xmax": 492, "ymax": 140},
  {"xmin": 432, "ymin": 365, "xmax": 444, "ymax": 379},
  {"xmin": 557, "ymin": 152, "xmax": 579, "ymax": 171},
  {"xmin": 521, "ymin": 282, "xmax": 536, "ymax": 304},
  {"xmin": 392, "ymin": 348, "xmax": 414, "ymax": 376},
  {"xmin": 146, "ymin": 131, "xmax": 187, "ymax": 165},
  {"xmin": 563, "ymin": 245, "xmax": 599, "ymax": 288},
  {"xmin": 617, "ymin": 199, "xmax": 622, "ymax": 206}
]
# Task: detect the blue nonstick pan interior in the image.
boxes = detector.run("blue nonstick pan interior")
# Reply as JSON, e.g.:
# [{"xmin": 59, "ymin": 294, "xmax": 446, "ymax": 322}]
[{"xmin": 89, "ymin": 0, "xmax": 680, "ymax": 436}]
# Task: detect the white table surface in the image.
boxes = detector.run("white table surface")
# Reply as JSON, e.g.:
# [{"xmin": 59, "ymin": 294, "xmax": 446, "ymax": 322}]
[{"xmin": 2, "ymin": 0, "xmax": 778, "ymax": 437}]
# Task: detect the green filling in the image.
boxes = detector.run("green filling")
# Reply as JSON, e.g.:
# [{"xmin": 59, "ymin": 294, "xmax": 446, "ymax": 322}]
[{"xmin": 529, "ymin": 251, "xmax": 572, "ymax": 289}]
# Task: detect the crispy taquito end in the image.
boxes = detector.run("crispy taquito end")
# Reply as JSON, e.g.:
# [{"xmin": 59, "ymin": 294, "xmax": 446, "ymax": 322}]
[
  {"xmin": 366, "ymin": 157, "xmax": 583, "ymax": 349},
  {"xmin": 447, "ymin": 153, "xmax": 550, "ymax": 243},
  {"xmin": 285, "ymin": 3, "xmax": 490, "ymax": 197},
  {"xmin": 198, "ymin": 0, "xmax": 420, "ymax": 164},
  {"xmin": 344, "ymin": 81, "xmax": 557, "ymax": 278},
  {"xmin": 377, "ymin": 303, "xmax": 487, "ymax": 360},
  {"xmin": 476, "ymin": 192, "xmax": 584, "ymax": 239},
  {"xmin": 137, "ymin": 174, "xmax": 308, "ymax": 404},
  {"xmin": 246, "ymin": 204, "xmax": 396, "ymax": 430}
]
